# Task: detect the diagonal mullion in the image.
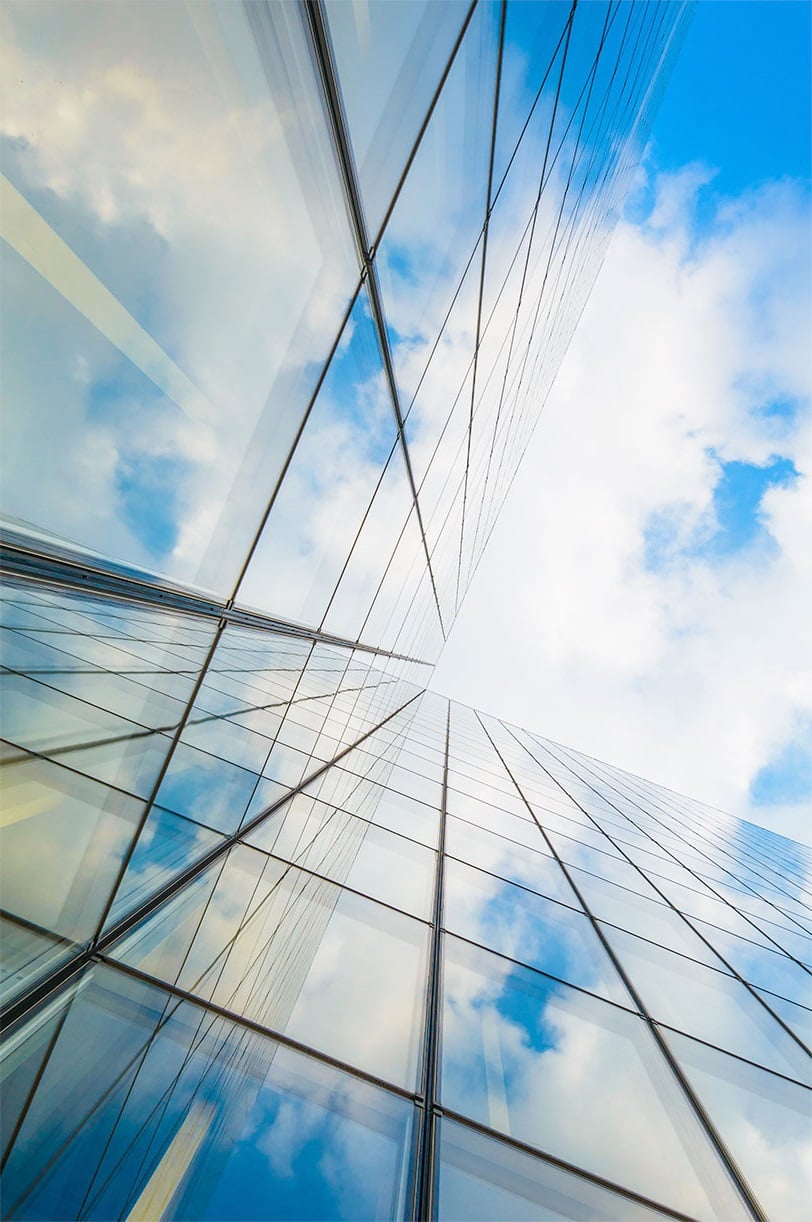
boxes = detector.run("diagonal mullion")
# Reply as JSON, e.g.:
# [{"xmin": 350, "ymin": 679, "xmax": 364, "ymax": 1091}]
[{"xmin": 304, "ymin": 0, "xmax": 449, "ymax": 643}]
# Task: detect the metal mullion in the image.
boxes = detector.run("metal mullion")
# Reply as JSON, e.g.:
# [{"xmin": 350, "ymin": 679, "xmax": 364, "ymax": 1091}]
[
  {"xmin": 89, "ymin": 616, "xmax": 230, "ymax": 949},
  {"xmin": 465, "ymin": 0, "xmax": 614, "ymax": 578},
  {"xmin": 476, "ymin": 713, "xmax": 767, "ymax": 1222},
  {"xmin": 570, "ymin": 746, "xmax": 812, "ymax": 917},
  {"xmin": 1, "ymin": 539, "xmax": 431, "ymax": 666},
  {"xmin": 466, "ymin": 0, "xmax": 628, "ymax": 571},
  {"xmin": 457, "ymin": 3, "xmax": 577, "ymax": 592},
  {"xmin": 412, "ymin": 700, "xmax": 451, "ymax": 1221},
  {"xmin": 454, "ymin": 0, "xmax": 507, "ymax": 615}
]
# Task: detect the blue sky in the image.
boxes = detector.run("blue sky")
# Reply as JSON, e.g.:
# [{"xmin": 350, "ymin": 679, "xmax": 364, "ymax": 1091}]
[
  {"xmin": 647, "ymin": 0, "xmax": 812, "ymax": 820},
  {"xmin": 652, "ymin": 0, "xmax": 811, "ymax": 192}
]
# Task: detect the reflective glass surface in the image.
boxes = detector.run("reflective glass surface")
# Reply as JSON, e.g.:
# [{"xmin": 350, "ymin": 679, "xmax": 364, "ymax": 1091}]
[
  {"xmin": 436, "ymin": 1118, "xmax": 672, "ymax": 1221},
  {"xmin": 1, "ymin": 3, "xmax": 789, "ymax": 1218},
  {"xmin": 0, "ymin": 965, "xmax": 413, "ymax": 1220},
  {"xmin": 440, "ymin": 936, "xmax": 746, "ymax": 1218},
  {"xmin": 112, "ymin": 844, "xmax": 429, "ymax": 1090},
  {"xmin": 665, "ymin": 1029, "xmax": 812, "ymax": 1221},
  {"xmin": 603, "ymin": 925, "xmax": 812, "ymax": 1086},
  {"xmin": 443, "ymin": 858, "xmax": 628, "ymax": 1004},
  {"xmin": 1, "ymin": 0, "xmax": 358, "ymax": 593}
]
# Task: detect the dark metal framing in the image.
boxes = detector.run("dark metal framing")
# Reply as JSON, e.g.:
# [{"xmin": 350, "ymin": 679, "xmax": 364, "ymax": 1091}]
[
  {"xmin": 0, "ymin": 532, "xmax": 429, "ymax": 666},
  {"xmin": 412, "ymin": 700, "xmax": 451, "ymax": 1221}
]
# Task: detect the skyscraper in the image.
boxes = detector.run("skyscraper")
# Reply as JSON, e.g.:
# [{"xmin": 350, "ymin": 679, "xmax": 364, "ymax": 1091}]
[{"xmin": 1, "ymin": 1, "xmax": 809, "ymax": 1220}]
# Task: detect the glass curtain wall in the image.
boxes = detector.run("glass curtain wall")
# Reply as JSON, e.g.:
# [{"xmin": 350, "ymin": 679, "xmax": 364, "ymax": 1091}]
[
  {"xmin": 5, "ymin": 3, "xmax": 806, "ymax": 1222},
  {"xmin": 1, "ymin": 694, "xmax": 809, "ymax": 1219}
]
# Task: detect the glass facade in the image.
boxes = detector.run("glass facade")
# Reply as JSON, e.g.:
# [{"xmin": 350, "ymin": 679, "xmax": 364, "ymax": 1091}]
[{"xmin": 2, "ymin": 1, "xmax": 809, "ymax": 1219}]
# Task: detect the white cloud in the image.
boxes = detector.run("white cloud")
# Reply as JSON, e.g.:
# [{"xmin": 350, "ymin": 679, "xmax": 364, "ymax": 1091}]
[{"xmin": 433, "ymin": 166, "xmax": 812, "ymax": 846}]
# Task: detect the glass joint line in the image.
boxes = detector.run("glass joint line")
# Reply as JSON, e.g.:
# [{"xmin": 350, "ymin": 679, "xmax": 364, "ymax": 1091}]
[
  {"xmin": 476, "ymin": 713, "xmax": 769, "ymax": 1222},
  {"xmin": 368, "ymin": 0, "xmax": 479, "ymax": 255},
  {"xmin": 0, "ymin": 533, "xmax": 429, "ymax": 666},
  {"xmin": 435, "ymin": 1105, "xmax": 700, "ymax": 1222},
  {"xmin": 545, "ymin": 735, "xmax": 812, "ymax": 949},
  {"xmin": 304, "ymin": 0, "xmax": 448, "ymax": 643},
  {"xmin": 520, "ymin": 730, "xmax": 812, "ymax": 1045},
  {"xmin": 453, "ymin": 0, "xmax": 507, "ymax": 617},
  {"xmin": 454, "ymin": 1, "xmax": 578, "ymax": 613},
  {"xmin": 223, "ymin": 278, "xmax": 363, "ymax": 610}
]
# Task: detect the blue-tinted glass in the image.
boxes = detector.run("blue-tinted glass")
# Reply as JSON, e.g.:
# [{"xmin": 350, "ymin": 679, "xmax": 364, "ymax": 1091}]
[
  {"xmin": 440, "ymin": 936, "xmax": 746, "ymax": 1218},
  {"xmin": 436, "ymin": 1117, "xmax": 671, "ymax": 1221},
  {"xmin": 0, "ymin": 964, "xmax": 412, "ymax": 1221},
  {"xmin": 443, "ymin": 858, "xmax": 628, "ymax": 1004}
]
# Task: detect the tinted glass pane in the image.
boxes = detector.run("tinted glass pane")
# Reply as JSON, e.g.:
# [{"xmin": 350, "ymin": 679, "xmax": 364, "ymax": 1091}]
[
  {"xmin": 440, "ymin": 936, "xmax": 745, "ymax": 1218},
  {"xmin": 2, "ymin": 0, "xmax": 358, "ymax": 593},
  {"xmin": 246, "ymin": 792, "xmax": 435, "ymax": 918},
  {"xmin": 0, "ymin": 751, "xmax": 143, "ymax": 984},
  {"xmin": 0, "ymin": 964, "xmax": 413, "ymax": 1221},
  {"xmin": 443, "ymin": 859, "xmax": 628, "ymax": 1004},
  {"xmin": 436, "ymin": 1118, "xmax": 671, "ymax": 1221},
  {"xmin": 602, "ymin": 926, "xmax": 812, "ymax": 1086},
  {"xmin": 665, "ymin": 1029, "xmax": 812, "ymax": 1222},
  {"xmin": 112, "ymin": 845, "xmax": 428, "ymax": 1089},
  {"xmin": 445, "ymin": 817, "xmax": 578, "ymax": 907},
  {"xmin": 326, "ymin": 0, "xmax": 469, "ymax": 238}
]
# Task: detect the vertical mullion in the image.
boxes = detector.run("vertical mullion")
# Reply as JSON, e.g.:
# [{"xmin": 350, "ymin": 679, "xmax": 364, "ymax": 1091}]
[
  {"xmin": 412, "ymin": 699, "xmax": 451, "ymax": 1221},
  {"xmin": 454, "ymin": 0, "xmax": 508, "ymax": 614}
]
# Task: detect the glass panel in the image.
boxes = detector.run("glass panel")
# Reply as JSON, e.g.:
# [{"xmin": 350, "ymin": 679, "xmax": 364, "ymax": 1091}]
[
  {"xmin": 370, "ymin": 785, "xmax": 441, "ymax": 849},
  {"xmin": 445, "ymin": 816, "xmax": 579, "ymax": 908},
  {"xmin": 443, "ymin": 858, "xmax": 629, "ymax": 1005},
  {"xmin": 151, "ymin": 740, "xmax": 263, "ymax": 837},
  {"xmin": 602, "ymin": 926, "xmax": 812, "ymax": 1086},
  {"xmin": 572, "ymin": 870, "xmax": 726, "ymax": 967},
  {"xmin": 445, "ymin": 789, "xmax": 537, "ymax": 834},
  {"xmin": 238, "ymin": 288, "xmax": 406, "ymax": 627},
  {"xmin": 0, "ymin": 964, "xmax": 413, "ymax": 1221},
  {"xmin": 112, "ymin": 844, "xmax": 428, "ymax": 1089},
  {"xmin": 753, "ymin": 991, "xmax": 812, "ymax": 1046},
  {"xmin": 106, "ymin": 806, "xmax": 227, "ymax": 928},
  {"xmin": 490, "ymin": 1, "xmax": 572, "ymax": 198},
  {"xmin": 436, "ymin": 1117, "xmax": 671, "ymax": 1221},
  {"xmin": 665, "ymin": 1029, "xmax": 812, "ymax": 1222},
  {"xmin": 0, "ymin": 750, "xmax": 143, "ymax": 992},
  {"xmin": 0, "ymin": 580, "xmax": 216, "ymax": 798},
  {"xmin": 325, "ymin": 0, "xmax": 469, "ymax": 239},
  {"xmin": 1, "ymin": 0, "xmax": 358, "ymax": 593},
  {"xmin": 378, "ymin": 0, "xmax": 501, "ymax": 564},
  {"xmin": 0, "ymin": 917, "xmax": 75, "ymax": 1007},
  {"xmin": 440, "ymin": 936, "xmax": 746, "ymax": 1219},
  {"xmin": 690, "ymin": 918, "xmax": 812, "ymax": 1008},
  {"xmin": 246, "ymin": 792, "xmax": 435, "ymax": 919}
]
